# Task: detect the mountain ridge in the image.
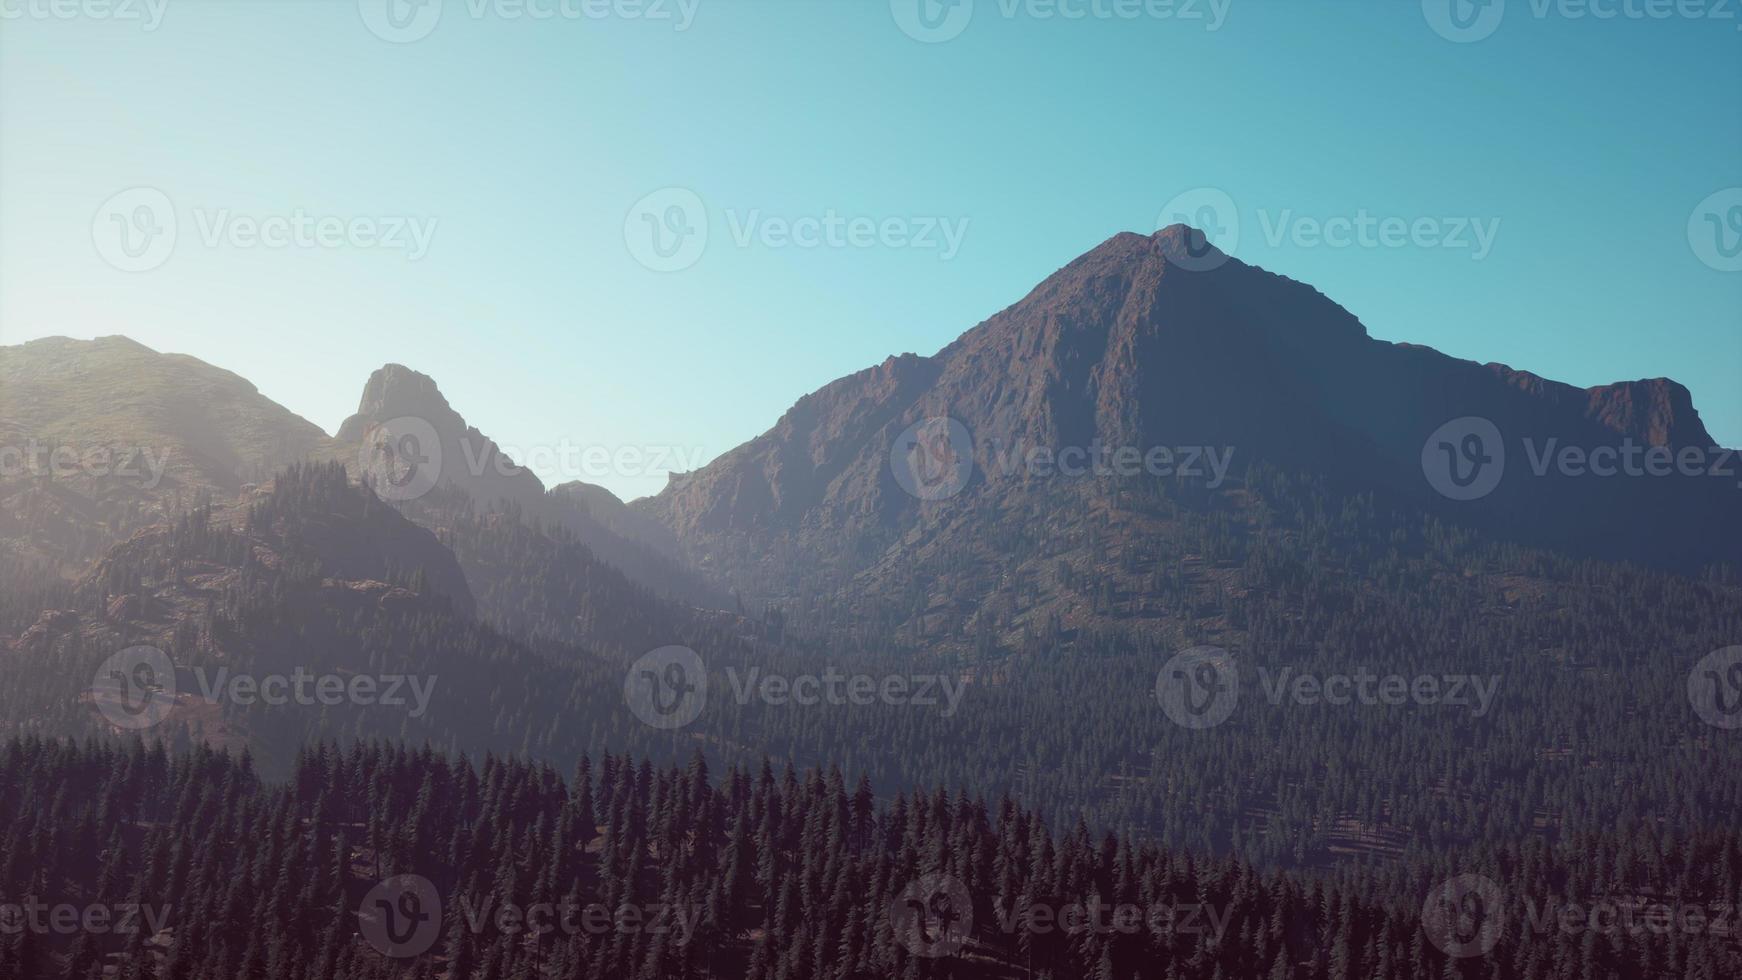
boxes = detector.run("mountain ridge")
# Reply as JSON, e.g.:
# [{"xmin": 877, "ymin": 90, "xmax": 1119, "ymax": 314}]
[{"xmin": 637, "ymin": 226, "xmax": 1738, "ymax": 635}]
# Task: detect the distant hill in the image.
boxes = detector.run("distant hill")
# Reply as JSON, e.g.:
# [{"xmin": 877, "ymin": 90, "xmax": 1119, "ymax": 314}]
[{"xmin": 0, "ymin": 335, "xmax": 340, "ymax": 572}]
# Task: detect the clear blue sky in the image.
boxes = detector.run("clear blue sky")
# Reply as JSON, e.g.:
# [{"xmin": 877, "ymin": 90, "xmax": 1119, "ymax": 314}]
[{"xmin": 3, "ymin": 0, "xmax": 1738, "ymax": 499}]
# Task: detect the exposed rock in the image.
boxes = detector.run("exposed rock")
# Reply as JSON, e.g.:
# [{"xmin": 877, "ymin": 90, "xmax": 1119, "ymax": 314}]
[{"xmin": 106, "ymin": 593, "xmax": 140, "ymax": 621}]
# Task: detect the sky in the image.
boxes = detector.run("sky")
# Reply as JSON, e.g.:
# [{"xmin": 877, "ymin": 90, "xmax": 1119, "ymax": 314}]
[{"xmin": 2, "ymin": 0, "xmax": 1739, "ymax": 500}]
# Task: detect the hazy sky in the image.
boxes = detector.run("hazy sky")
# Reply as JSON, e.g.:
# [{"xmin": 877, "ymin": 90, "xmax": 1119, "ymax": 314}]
[{"xmin": 3, "ymin": 0, "xmax": 1739, "ymax": 500}]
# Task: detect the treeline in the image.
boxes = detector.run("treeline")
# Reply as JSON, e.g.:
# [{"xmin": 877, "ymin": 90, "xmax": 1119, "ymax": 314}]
[{"xmin": 1, "ymin": 737, "xmax": 1737, "ymax": 980}]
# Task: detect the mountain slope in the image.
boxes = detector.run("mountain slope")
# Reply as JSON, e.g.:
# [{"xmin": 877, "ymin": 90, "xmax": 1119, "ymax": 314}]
[
  {"xmin": 0, "ymin": 336, "xmax": 342, "ymax": 573},
  {"xmin": 335, "ymin": 363, "xmax": 722, "ymax": 607},
  {"xmin": 641, "ymin": 226, "xmax": 1739, "ymax": 637}
]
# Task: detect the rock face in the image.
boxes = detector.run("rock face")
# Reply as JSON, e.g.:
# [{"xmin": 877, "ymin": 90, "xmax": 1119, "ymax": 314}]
[
  {"xmin": 641, "ymin": 226, "xmax": 1738, "ymax": 612},
  {"xmin": 337, "ymin": 363, "xmax": 547, "ymax": 514}
]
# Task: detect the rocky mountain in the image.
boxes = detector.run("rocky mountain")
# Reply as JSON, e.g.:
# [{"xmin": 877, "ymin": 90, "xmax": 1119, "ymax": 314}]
[
  {"xmin": 641, "ymin": 226, "xmax": 1739, "ymax": 639},
  {"xmin": 5, "ymin": 295, "xmax": 1740, "ymax": 880},
  {"xmin": 0, "ymin": 340, "xmax": 720, "ymax": 612},
  {"xmin": 336, "ymin": 363, "xmax": 547, "ymax": 514},
  {"xmin": 549, "ymin": 478, "xmax": 680, "ymax": 556},
  {"xmin": 335, "ymin": 363, "xmax": 722, "ymax": 607},
  {"xmin": 0, "ymin": 336, "xmax": 341, "ymax": 573},
  {"xmin": 0, "ymin": 462, "xmax": 626, "ymax": 775}
]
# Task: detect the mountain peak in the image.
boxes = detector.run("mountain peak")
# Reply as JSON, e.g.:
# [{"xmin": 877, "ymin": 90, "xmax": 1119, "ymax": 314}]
[
  {"xmin": 336, "ymin": 363, "xmax": 546, "ymax": 511},
  {"xmin": 1061, "ymin": 224, "xmax": 1230, "ymax": 271},
  {"xmin": 647, "ymin": 224, "xmax": 1738, "ymax": 592},
  {"xmin": 1584, "ymin": 376, "xmax": 1710, "ymax": 447},
  {"xmin": 4, "ymin": 334, "xmax": 160, "ymax": 359},
  {"xmin": 352, "ymin": 363, "xmax": 454, "ymax": 422}
]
